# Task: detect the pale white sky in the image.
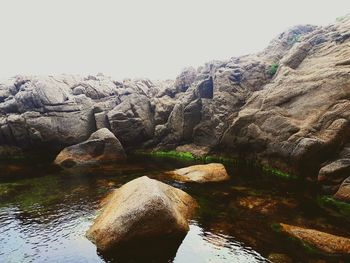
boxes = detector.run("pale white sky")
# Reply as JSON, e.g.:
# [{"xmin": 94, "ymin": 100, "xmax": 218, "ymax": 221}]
[{"xmin": 0, "ymin": 0, "xmax": 349, "ymax": 80}]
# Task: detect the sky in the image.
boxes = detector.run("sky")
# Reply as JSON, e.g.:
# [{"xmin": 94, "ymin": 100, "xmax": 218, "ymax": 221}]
[{"xmin": 0, "ymin": 0, "xmax": 349, "ymax": 80}]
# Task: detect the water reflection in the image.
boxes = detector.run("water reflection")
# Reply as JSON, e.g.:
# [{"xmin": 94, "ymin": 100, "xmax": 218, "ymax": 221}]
[
  {"xmin": 1, "ymin": 157, "xmax": 348, "ymax": 262},
  {"xmin": 174, "ymin": 223, "xmax": 268, "ymax": 263}
]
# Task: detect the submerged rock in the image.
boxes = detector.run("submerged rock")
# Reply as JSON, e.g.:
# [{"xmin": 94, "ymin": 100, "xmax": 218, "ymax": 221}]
[
  {"xmin": 237, "ymin": 196, "xmax": 296, "ymax": 215},
  {"xmin": 278, "ymin": 223, "xmax": 350, "ymax": 255},
  {"xmin": 86, "ymin": 176, "xmax": 197, "ymax": 252},
  {"xmin": 54, "ymin": 128, "xmax": 125, "ymax": 168},
  {"xmin": 267, "ymin": 253, "xmax": 293, "ymax": 263},
  {"xmin": 170, "ymin": 163, "xmax": 230, "ymax": 183}
]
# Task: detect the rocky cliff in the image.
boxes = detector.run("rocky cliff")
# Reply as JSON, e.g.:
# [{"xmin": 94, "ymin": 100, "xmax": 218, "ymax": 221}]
[{"xmin": 0, "ymin": 17, "xmax": 350, "ymax": 194}]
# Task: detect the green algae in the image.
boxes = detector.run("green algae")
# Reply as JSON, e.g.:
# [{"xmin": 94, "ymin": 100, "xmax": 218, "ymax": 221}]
[
  {"xmin": 135, "ymin": 150, "xmax": 296, "ymax": 181},
  {"xmin": 148, "ymin": 150, "xmax": 197, "ymax": 160},
  {"xmin": 316, "ymin": 196, "xmax": 350, "ymax": 219},
  {"xmin": 0, "ymin": 176, "xmax": 62, "ymax": 211},
  {"xmin": 134, "ymin": 150, "xmax": 237, "ymax": 163},
  {"xmin": 0, "ymin": 182, "xmax": 24, "ymax": 199},
  {"xmin": 262, "ymin": 166, "xmax": 297, "ymax": 180}
]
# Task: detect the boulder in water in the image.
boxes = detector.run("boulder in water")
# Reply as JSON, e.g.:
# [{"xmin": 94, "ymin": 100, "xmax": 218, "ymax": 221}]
[
  {"xmin": 54, "ymin": 128, "xmax": 125, "ymax": 168},
  {"xmin": 170, "ymin": 163, "xmax": 230, "ymax": 183},
  {"xmin": 278, "ymin": 223, "xmax": 350, "ymax": 255},
  {"xmin": 86, "ymin": 176, "xmax": 197, "ymax": 252}
]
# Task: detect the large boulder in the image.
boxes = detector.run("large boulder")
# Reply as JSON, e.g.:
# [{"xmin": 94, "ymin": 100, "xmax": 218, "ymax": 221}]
[
  {"xmin": 54, "ymin": 128, "xmax": 125, "ymax": 168},
  {"xmin": 169, "ymin": 163, "xmax": 230, "ymax": 183},
  {"xmin": 86, "ymin": 176, "xmax": 197, "ymax": 252},
  {"xmin": 278, "ymin": 223, "xmax": 350, "ymax": 255}
]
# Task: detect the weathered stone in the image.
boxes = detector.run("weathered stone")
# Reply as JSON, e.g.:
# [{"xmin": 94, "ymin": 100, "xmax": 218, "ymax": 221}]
[
  {"xmin": 107, "ymin": 94, "xmax": 154, "ymax": 147},
  {"xmin": 86, "ymin": 176, "xmax": 197, "ymax": 252},
  {"xmin": 318, "ymin": 159, "xmax": 350, "ymax": 192},
  {"xmin": 175, "ymin": 144, "xmax": 210, "ymax": 157},
  {"xmin": 54, "ymin": 128, "xmax": 125, "ymax": 168},
  {"xmin": 334, "ymin": 176, "xmax": 350, "ymax": 201},
  {"xmin": 279, "ymin": 223, "xmax": 350, "ymax": 255},
  {"xmin": 170, "ymin": 163, "xmax": 229, "ymax": 183},
  {"xmin": 174, "ymin": 67, "xmax": 197, "ymax": 92}
]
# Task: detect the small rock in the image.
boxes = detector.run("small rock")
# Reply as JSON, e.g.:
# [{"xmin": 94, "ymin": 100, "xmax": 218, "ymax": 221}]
[
  {"xmin": 54, "ymin": 128, "xmax": 125, "ymax": 168},
  {"xmin": 170, "ymin": 163, "xmax": 229, "ymax": 183},
  {"xmin": 86, "ymin": 176, "xmax": 197, "ymax": 252},
  {"xmin": 318, "ymin": 159, "xmax": 350, "ymax": 193},
  {"xmin": 334, "ymin": 176, "xmax": 350, "ymax": 201}
]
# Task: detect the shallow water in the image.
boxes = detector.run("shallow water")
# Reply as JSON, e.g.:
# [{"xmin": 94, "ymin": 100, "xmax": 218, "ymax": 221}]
[{"xmin": 0, "ymin": 156, "xmax": 349, "ymax": 262}]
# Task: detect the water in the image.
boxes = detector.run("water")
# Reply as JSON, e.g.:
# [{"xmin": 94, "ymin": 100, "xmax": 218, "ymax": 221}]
[{"xmin": 0, "ymin": 156, "xmax": 349, "ymax": 262}]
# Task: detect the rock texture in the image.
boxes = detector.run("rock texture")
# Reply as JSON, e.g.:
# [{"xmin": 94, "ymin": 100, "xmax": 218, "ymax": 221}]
[
  {"xmin": 279, "ymin": 223, "xmax": 350, "ymax": 255},
  {"xmin": 169, "ymin": 163, "xmax": 229, "ymax": 183},
  {"xmin": 86, "ymin": 176, "xmax": 197, "ymax": 252},
  {"xmin": 0, "ymin": 17, "xmax": 350, "ymax": 194},
  {"xmin": 54, "ymin": 128, "xmax": 125, "ymax": 168},
  {"xmin": 334, "ymin": 176, "xmax": 350, "ymax": 201}
]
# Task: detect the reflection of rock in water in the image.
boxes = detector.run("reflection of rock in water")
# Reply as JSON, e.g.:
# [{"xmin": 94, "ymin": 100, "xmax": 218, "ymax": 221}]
[{"xmin": 98, "ymin": 236, "xmax": 184, "ymax": 263}]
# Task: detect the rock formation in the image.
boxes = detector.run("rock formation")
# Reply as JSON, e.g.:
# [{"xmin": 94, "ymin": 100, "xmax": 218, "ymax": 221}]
[
  {"xmin": 0, "ymin": 17, "xmax": 350, "ymax": 197},
  {"xmin": 86, "ymin": 176, "xmax": 197, "ymax": 252}
]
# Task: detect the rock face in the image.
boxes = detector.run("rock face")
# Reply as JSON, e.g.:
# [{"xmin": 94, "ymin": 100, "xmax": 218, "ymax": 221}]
[
  {"xmin": 170, "ymin": 163, "xmax": 229, "ymax": 183},
  {"xmin": 54, "ymin": 128, "xmax": 125, "ymax": 168},
  {"xmin": 86, "ymin": 176, "xmax": 197, "ymax": 252},
  {"xmin": 0, "ymin": 17, "xmax": 350, "ymax": 192},
  {"xmin": 279, "ymin": 223, "xmax": 350, "ymax": 255}
]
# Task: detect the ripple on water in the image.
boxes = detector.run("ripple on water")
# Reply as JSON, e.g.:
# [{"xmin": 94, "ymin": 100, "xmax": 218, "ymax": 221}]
[
  {"xmin": 174, "ymin": 222, "xmax": 268, "ymax": 263},
  {"xmin": 0, "ymin": 160, "xmax": 279, "ymax": 262},
  {"xmin": 0, "ymin": 204, "xmax": 102, "ymax": 263}
]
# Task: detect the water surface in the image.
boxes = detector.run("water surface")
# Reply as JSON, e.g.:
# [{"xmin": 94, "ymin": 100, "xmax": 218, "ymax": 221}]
[{"xmin": 0, "ymin": 156, "xmax": 349, "ymax": 262}]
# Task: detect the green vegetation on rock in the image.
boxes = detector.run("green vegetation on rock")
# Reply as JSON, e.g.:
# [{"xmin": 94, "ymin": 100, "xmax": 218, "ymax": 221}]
[
  {"xmin": 267, "ymin": 63, "xmax": 279, "ymax": 76},
  {"xmin": 135, "ymin": 150, "xmax": 237, "ymax": 164},
  {"xmin": 148, "ymin": 150, "xmax": 196, "ymax": 160},
  {"xmin": 136, "ymin": 150, "xmax": 295, "ymax": 180},
  {"xmin": 316, "ymin": 195, "xmax": 350, "ymax": 219},
  {"xmin": 262, "ymin": 166, "xmax": 296, "ymax": 180}
]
